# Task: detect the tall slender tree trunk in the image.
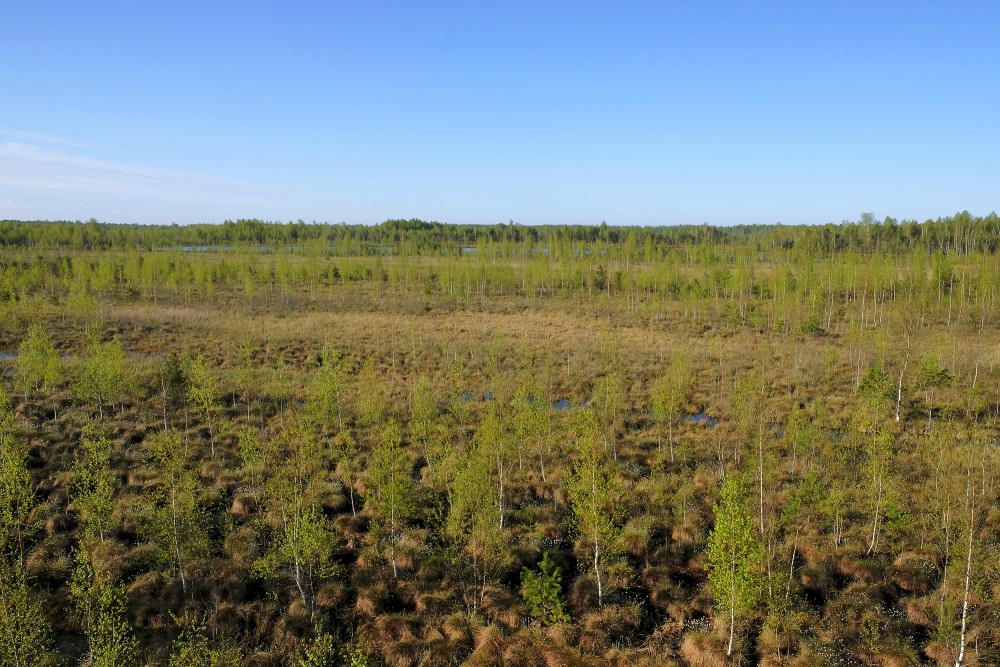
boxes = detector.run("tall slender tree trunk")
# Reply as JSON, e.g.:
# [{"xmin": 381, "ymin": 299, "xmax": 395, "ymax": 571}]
[
  {"xmin": 727, "ymin": 594, "xmax": 736, "ymax": 656},
  {"xmin": 171, "ymin": 483, "xmax": 187, "ymax": 594},
  {"xmin": 390, "ymin": 504, "xmax": 398, "ymax": 578},
  {"xmin": 593, "ymin": 532, "xmax": 602, "ymax": 608},
  {"xmin": 955, "ymin": 474, "xmax": 976, "ymax": 667}
]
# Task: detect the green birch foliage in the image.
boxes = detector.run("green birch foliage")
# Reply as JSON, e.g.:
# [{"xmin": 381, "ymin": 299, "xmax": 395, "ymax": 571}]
[
  {"xmin": 447, "ymin": 442, "xmax": 507, "ymax": 607},
  {"xmin": 0, "ymin": 558, "xmax": 52, "ymax": 667},
  {"xmin": 309, "ymin": 341, "xmax": 348, "ymax": 430},
  {"xmin": 567, "ymin": 409, "xmax": 622, "ymax": 607},
  {"xmin": 187, "ymin": 354, "xmax": 219, "ymax": 435},
  {"xmin": 71, "ymin": 430, "xmax": 121, "ymax": 544},
  {"xmin": 296, "ymin": 627, "xmax": 338, "ymax": 667},
  {"xmin": 257, "ymin": 418, "xmax": 337, "ymax": 617},
  {"xmin": 410, "ymin": 375, "xmax": 448, "ymax": 476},
  {"xmin": 256, "ymin": 501, "xmax": 336, "ymax": 618},
  {"xmin": 65, "ymin": 279, "xmax": 99, "ymax": 329},
  {"xmin": 475, "ymin": 405, "xmax": 510, "ymax": 528},
  {"xmin": 365, "ymin": 418, "xmax": 413, "ymax": 578},
  {"xmin": 140, "ymin": 430, "xmax": 209, "ymax": 593},
  {"xmin": 74, "ymin": 331, "xmax": 131, "ymax": 418},
  {"xmin": 0, "ymin": 392, "xmax": 36, "ymax": 558},
  {"xmin": 707, "ymin": 476, "xmax": 763, "ymax": 654},
  {"xmin": 355, "ymin": 359, "xmax": 388, "ymax": 429},
  {"xmin": 14, "ymin": 324, "xmax": 61, "ymax": 397},
  {"xmin": 69, "ymin": 547, "xmax": 139, "ymax": 667},
  {"xmin": 592, "ymin": 371, "xmax": 625, "ymax": 442},
  {"xmin": 168, "ymin": 616, "xmax": 236, "ymax": 667},
  {"xmin": 334, "ymin": 429, "xmax": 362, "ymax": 515},
  {"xmin": 237, "ymin": 425, "xmax": 263, "ymax": 489},
  {"xmin": 511, "ymin": 380, "xmax": 551, "ymax": 481},
  {"xmin": 650, "ymin": 354, "xmax": 691, "ymax": 461}
]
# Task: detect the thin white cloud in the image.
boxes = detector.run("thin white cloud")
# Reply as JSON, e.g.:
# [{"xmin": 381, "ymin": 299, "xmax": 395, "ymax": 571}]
[
  {"xmin": 0, "ymin": 127, "xmax": 96, "ymax": 149},
  {"xmin": 0, "ymin": 135, "xmax": 351, "ymax": 223},
  {"xmin": 0, "ymin": 142, "xmax": 281, "ymax": 198}
]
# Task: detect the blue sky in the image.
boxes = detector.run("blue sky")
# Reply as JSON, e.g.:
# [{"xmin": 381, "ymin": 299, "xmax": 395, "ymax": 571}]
[{"xmin": 2, "ymin": 1, "xmax": 998, "ymax": 226}]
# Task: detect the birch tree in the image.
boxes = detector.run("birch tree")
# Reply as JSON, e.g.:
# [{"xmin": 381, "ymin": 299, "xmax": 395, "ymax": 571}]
[
  {"xmin": 0, "ymin": 393, "xmax": 35, "ymax": 563},
  {"xmin": 592, "ymin": 372, "xmax": 624, "ymax": 460},
  {"xmin": 258, "ymin": 416, "xmax": 337, "ymax": 618},
  {"xmin": 651, "ymin": 354, "xmax": 691, "ymax": 463},
  {"xmin": 511, "ymin": 382, "xmax": 551, "ymax": 482},
  {"xmin": 71, "ymin": 429, "xmax": 120, "ymax": 545},
  {"xmin": 447, "ymin": 442, "xmax": 507, "ymax": 610},
  {"xmin": 568, "ymin": 409, "xmax": 621, "ymax": 608},
  {"xmin": 14, "ymin": 324, "xmax": 61, "ymax": 398},
  {"xmin": 365, "ymin": 418, "xmax": 413, "ymax": 579},
  {"xmin": 410, "ymin": 375, "xmax": 447, "ymax": 477},
  {"xmin": 476, "ymin": 405, "xmax": 510, "ymax": 529},
  {"xmin": 0, "ymin": 559, "xmax": 51, "ymax": 667},
  {"xmin": 69, "ymin": 546, "xmax": 139, "ymax": 667},
  {"xmin": 141, "ymin": 430, "xmax": 209, "ymax": 595},
  {"xmin": 707, "ymin": 476, "xmax": 762, "ymax": 657},
  {"xmin": 74, "ymin": 332, "xmax": 131, "ymax": 419},
  {"xmin": 187, "ymin": 354, "xmax": 220, "ymax": 456},
  {"xmin": 309, "ymin": 340, "xmax": 348, "ymax": 431}
]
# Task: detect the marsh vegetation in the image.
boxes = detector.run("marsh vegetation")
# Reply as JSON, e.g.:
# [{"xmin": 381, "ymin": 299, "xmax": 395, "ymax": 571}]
[{"xmin": 0, "ymin": 214, "xmax": 998, "ymax": 665}]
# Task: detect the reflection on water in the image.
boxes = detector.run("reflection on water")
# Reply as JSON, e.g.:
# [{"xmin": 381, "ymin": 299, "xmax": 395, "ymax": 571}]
[{"xmin": 683, "ymin": 412, "xmax": 720, "ymax": 427}]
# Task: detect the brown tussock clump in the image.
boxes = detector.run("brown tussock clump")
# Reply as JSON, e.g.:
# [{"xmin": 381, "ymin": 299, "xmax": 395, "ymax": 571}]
[
  {"xmin": 465, "ymin": 623, "xmax": 506, "ymax": 666},
  {"xmin": 679, "ymin": 632, "xmax": 727, "ymax": 667},
  {"xmin": 382, "ymin": 637, "xmax": 423, "ymax": 667},
  {"xmin": 923, "ymin": 641, "xmax": 957, "ymax": 666},
  {"xmin": 577, "ymin": 606, "xmax": 641, "ymax": 655},
  {"xmin": 314, "ymin": 582, "xmax": 345, "ymax": 609},
  {"xmin": 481, "ymin": 585, "xmax": 525, "ymax": 629},
  {"xmin": 606, "ymin": 646, "xmax": 681, "ymax": 667},
  {"xmin": 890, "ymin": 551, "xmax": 938, "ymax": 595},
  {"xmin": 354, "ymin": 590, "xmax": 380, "ymax": 618},
  {"xmin": 415, "ymin": 589, "xmax": 457, "ymax": 615},
  {"xmin": 502, "ymin": 630, "xmax": 548, "ymax": 667},
  {"xmin": 371, "ymin": 613, "xmax": 420, "ymax": 644},
  {"xmin": 901, "ymin": 594, "xmax": 936, "ymax": 628},
  {"xmin": 442, "ymin": 611, "xmax": 482, "ymax": 644},
  {"xmin": 230, "ymin": 494, "xmax": 256, "ymax": 518},
  {"xmin": 538, "ymin": 643, "xmax": 584, "ymax": 667}
]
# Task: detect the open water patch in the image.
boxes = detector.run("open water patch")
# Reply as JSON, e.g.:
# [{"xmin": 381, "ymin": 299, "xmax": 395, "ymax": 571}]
[
  {"xmin": 552, "ymin": 397, "xmax": 592, "ymax": 411},
  {"xmin": 683, "ymin": 412, "xmax": 720, "ymax": 427}
]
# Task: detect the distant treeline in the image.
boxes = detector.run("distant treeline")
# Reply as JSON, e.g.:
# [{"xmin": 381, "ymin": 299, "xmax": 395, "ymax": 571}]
[{"xmin": 1, "ymin": 211, "xmax": 998, "ymax": 256}]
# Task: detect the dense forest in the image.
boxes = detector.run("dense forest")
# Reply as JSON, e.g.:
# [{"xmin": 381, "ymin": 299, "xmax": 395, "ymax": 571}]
[
  {"xmin": 2, "ymin": 210, "xmax": 999, "ymax": 255},
  {"xmin": 0, "ymin": 215, "xmax": 998, "ymax": 666}
]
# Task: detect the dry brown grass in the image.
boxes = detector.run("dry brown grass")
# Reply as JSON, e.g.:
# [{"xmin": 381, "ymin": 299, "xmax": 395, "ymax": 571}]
[
  {"xmin": 442, "ymin": 611, "xmax": 482, "ymax": 644},
  {"xmin": 679, "ymin": 631, "xmax": 727, "ymax": 667},
  {"xmin": 465, "ymin": 623, "xmax": 505, "ymax": 667},
  {"xmin": 481, "ymin": 585, "xmax": 525, "ymax": 629},
  {"xmin": 313, "ymin": 582, "xmax": 345, "ymax": 609},
  {"xmin": 576, "ymin": 606, "xmax": 642, "ymax": 655},
  {"xmin": 923, "ymin": 641, "xmax": 957, "ymax": 666},
  {"xmin": 502, "ymin": 630, "xmax": 548, "ymax": 667},
  {"xmin": 6, "ymin": 242, "xmax": 997, "ymax": 665},
  {"xmin": 890, "ymin": 551, "xmax": 938, "ymax": 595},
  {"xmin": 900, "ymin": 594, "xmax": 936, "ymax": 628},
  {"xmin": 415, "ymin": 589, "xmax": 458, "ymax": 615}
]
